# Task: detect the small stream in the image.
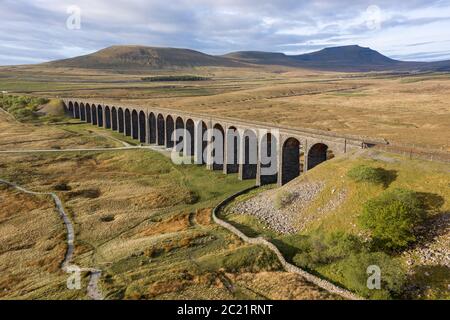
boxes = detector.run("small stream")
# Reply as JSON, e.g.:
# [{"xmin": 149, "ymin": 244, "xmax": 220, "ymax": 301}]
[{"xmin": 0, "ymin": 178, "xmax": 104, "ymax": 300}]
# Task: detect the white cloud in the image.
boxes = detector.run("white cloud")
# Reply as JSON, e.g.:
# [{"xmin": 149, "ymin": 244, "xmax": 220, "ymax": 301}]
[{"xmin": 0, "ymin": 0, "xmax": 450, "ymax": 65}]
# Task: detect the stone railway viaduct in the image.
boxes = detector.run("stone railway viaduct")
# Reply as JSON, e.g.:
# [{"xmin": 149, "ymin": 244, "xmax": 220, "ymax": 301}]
[{"xmin": 64, "ymin": 99, "xmax": 374, "ymax": 186}]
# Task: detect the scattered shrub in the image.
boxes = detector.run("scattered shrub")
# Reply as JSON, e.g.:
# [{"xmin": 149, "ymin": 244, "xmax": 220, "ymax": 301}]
[
  {"xmin": 347, "ymin": 165, "xmax": 394, "ymax": 186},
  {"xmin": 14, "ymin": 108, "xmax": 36, "ymax": 121},
  {"xmin": 184, "ymin": 190, "xmax": 200, "ymax": 204},
  {"xmin": 359, "ymin": 188, "xmax": 426, "ymax": 250},
  {"xmin": 68, "ymin": 188, "xmax": 101, "ymax": 199},
  {"xmin": 100, "ymin": 215, "xmax": 115, "ymax": 222},
  {"xmin": 274, "ymin": 190, "xmax": 296, "ymax": 209},
  {"xmin": 54, "ymin": 182, "xmax": 71, "ymax": 191},
  {"xmin": 293, "ymin": 231, "xmax": 364, "ymax": 269},
  {"xmin": 338, "ymin": 251, "xmax": 406, "ymax": 299},
  {"xmin": 36, "ymin": 97, "xmax": 49, "ymax": 105}
]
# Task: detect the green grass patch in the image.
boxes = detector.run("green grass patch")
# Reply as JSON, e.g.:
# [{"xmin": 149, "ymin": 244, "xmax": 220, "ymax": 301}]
[
  {"xmin": 197, "ymin": 244, "xmax": 282, "ymax": 273},
  {"xmin": 347, "ymin": 164, "xmax": 397, "ymax": 187}
]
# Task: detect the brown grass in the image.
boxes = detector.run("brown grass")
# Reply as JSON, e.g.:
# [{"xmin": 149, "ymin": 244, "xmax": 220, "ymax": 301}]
[
  {"xmin": 0, "ymin": 186, "xmax": 50, "ymax": 219},
  {"xmin": 2, "ymin": 66, "xmax": 449, "ymax": 150},
  {"xmin": 195, "ymin": 208, "xmax": 212, "ymax": 226},
  {"xmin": 137, "ymin": 213, "xmax": 190, "ymax": 238},
  {"xmin": 146, "ymin": 279, "xmax": 189, "ymax": 298},
  {"xmin": 0, "ymin": 187, "xmax": 69, "ymax": 299},
  {"xmin": 230, "ymin": 271, "xmax": 340, "ymax": 300}
]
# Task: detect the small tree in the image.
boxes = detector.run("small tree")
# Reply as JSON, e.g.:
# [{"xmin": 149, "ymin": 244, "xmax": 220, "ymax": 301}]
[{"xmin": 359, "ymin": 188, "xmax": 425, "ymax": 250}]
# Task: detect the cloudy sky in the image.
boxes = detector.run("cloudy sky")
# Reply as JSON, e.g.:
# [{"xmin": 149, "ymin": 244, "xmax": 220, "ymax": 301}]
[{"xmin": 1, "ymin": 0, "xmax": 450, "ymax": 65}]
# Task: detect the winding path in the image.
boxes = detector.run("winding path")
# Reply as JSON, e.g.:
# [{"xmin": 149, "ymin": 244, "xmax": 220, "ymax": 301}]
[
  {"xmin": 0, "ymin": 146, "xmax": 141, "ymax": 154},
  {"xmin": 0, "ymin": 145, "xmax": 174, "ymax": 155},
  {"xmin": 0, "ymin": 178, "xmax": 104, "ymax": 300}
]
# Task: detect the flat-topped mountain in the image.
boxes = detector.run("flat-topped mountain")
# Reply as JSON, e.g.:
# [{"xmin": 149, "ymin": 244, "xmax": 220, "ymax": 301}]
[
  {"xmin": 294, "ymin": 45, "xmax": 398, "ymax": 64},
  {"xmin": 44, "ymin": 44, "xmax": 450, "ymax": 72},
  {"xmin": 291, "ymin": 45, "xmax": 399, "ymax": 70}
]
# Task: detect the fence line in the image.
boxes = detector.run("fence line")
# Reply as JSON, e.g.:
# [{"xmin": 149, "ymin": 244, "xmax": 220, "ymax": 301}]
[{"xmin": 372, "ymin": 144, "xmax": 450, "ymax": 163}]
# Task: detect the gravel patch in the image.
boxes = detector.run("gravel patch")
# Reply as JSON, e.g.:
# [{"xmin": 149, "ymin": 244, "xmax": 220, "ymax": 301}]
[
  {"xmin": 403, "ymin": 213, "xmax": 450, "ymax": 268},
  {"xmin": 292, "ymin": 188, "xmax": 348, "ymax": 231},
  {"xmin": 231, "ymin": 182, "xmax": 324, "ymax": 234},
  {"xmin": 318, "ymin": 188, "xmax": 347, "ymax": 214},
  {"xmin": 365, "ymin": 150, "xmax": 399, "ymax": 163}
]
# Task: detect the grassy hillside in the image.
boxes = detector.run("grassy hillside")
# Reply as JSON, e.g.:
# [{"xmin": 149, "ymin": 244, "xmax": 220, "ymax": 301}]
[
  {"xmin": 46, "ymin": 46, "xmax": 244, "ymax": 70},
  {"xmin": 221, "ymin": 149, "xmax": 449, "ymax": 299}
]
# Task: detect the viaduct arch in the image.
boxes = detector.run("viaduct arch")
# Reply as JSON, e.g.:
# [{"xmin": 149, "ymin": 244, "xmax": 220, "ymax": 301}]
[
  {"xmin": 281, "ymin": 137, "xmax": 301, "ymax": 185},
  {"xmin": 157, "ymin": 114, "xmax": 165, "ymax": 145},
  {"xmin": 124, "ymin": 109, "xmax": 131, "ymax": 136},
  {"xmin": 92, "ymin": 105, "xmax": 98, "ymax": 125},
  {"xmin": 195, "ymin": 121, "xmax": 208, "ymax": 165},
  {"xmin": 166, "ymin": 115, "xmax": 175, "ymax": 149},
  {"xmin": 86, "ymin": 104, "xmax": 92, "ymax": 123},
  {"xmin": 175, "ymin": 117, "xmax": 184, "ymax": 153},
  {"xmin": 111, "ymin": 107, "xmax": 118, "ymax": 131},
  {"xmin": 67, "ymin": 101, "xmax": 74, "ymax": 116},
  {"xmin": 225, "ymin": 126, "xmax": 239, "ymax": 174},
  {"xmin": 149, "ymin": 113, "xmax": 157, "ymax": 144},
  {"xmin": 240, "ymin": 129, "xmax": 258, "ymax": 180},
  {"xmin": 138, "ymin": 111, "xmax": 146, "ymax": 143},
  {"xmin": 259, "ymin": 133, "xmax": 278, "ymax": 185},
  {"xmin": 80, "ymin": 103, "xmax": 86, "ymax": 121},
  {"xmin": 185, "ymin": 119, "xmax": 195, "ymax": 157},
  {"xmin": 105, "ymin": 106, "xmax": 111, "ymax": 129},
  {"xmin": 212, "ymin": 123, "xmax": 225, "ymax": 171},
  {"xmin": 97, "ymin": 105, "xmax": 103, "ymax": 127},
  {"xmin": 118, "ymin": 108, "xmax": 124, "ymax": 133},
  {"xmin": 131, "ymin": 110, "xmax": 139, "ymax": 140},
  {"xmin": 74, "ymin": 102, "xmax": 80, "ymax": 118}
]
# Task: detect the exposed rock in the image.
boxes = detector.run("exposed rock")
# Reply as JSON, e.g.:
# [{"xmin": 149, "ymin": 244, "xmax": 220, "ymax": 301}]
[
  {"xmin": 231, "ymin": 182, "xmax": 324, "ymax": 234},
  {"xmin": 402, "ymin": 213, "xmax": 450, "ymax": 268}
]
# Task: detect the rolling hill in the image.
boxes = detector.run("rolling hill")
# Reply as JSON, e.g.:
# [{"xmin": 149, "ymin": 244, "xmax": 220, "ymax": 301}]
[
  {"xmin": 45, "ymin": 45, "xmax": 244, "ymax": 70},
  {"xmin": 44, "ymin": 44, "xmax": 450, "ymax": 72}
]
